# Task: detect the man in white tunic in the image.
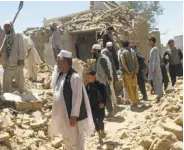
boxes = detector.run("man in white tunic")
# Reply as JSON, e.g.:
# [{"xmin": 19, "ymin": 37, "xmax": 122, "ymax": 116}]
[
  {"xmin": 0, "ymin": 21, "xmax": 25, "ymax": 93},
  {"xmin": 148, "ymin": 37, "xmax": 163, "ymax": 103},
  {"xmin": 50, "ymin": 23, "xmax": 62, "ymax": 61},
  {"xmin": 50, "ymin": 50, "xmax": 94, "ymax": 150},
  {"xmin": 23, "ymin": 34, "xmax": 42, "ymax": 81}
]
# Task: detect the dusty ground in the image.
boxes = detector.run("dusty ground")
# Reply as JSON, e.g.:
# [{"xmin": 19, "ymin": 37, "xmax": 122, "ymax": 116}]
[{"xmin": 0, "ymin": 65, "xmax": 183, "ymax": 150}]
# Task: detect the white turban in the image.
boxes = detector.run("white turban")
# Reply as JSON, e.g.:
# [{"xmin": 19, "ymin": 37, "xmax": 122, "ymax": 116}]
[
  {"xmin": 106, "ymin": 42, "xmax": 113, "ymax": 47},
  {"xmin": 57, "ymin": 50, "xmax": 72, "ymax": 59},
  {"xmin": 92, "ymin": 44, "xmax": 101, "ymax": 50}
]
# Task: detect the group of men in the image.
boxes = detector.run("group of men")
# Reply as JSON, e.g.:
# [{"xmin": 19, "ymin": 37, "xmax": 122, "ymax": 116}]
[
  {"xmin": 49, "ymin": 24, "xmax": 183, "ymax": 150},
  {"xmin": 0, "ymin": 21, "xmax": 42, "ymax": 94}
]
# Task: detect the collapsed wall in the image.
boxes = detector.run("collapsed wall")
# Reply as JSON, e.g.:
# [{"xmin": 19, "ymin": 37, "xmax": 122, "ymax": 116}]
[{"xmin": 24, "ymin": 5, "xmax": 150, "ymax": 64}]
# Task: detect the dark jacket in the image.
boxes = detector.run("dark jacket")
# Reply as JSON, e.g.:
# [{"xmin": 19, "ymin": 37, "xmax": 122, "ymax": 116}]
[{"xmin": 57, "ymin": 68, "xmax": 87, "ymax": 122}]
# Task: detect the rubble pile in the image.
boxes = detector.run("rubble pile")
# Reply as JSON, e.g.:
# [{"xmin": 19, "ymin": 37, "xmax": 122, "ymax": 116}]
[
  {"xmin": 24, "ymin": 5, "xmax": 148, "ymax": 62},
  {"xmin": 0, "ymin": 63, "xmax": 183, "ymax": 150}
]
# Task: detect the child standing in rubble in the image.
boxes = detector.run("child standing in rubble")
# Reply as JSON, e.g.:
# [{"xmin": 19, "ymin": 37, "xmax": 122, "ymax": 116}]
[{"xmin": 85, "ymin": 71, "xmax": 107, "ymax": 143}]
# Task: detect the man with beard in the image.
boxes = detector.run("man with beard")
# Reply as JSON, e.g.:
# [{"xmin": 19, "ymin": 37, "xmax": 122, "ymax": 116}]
[
  {"xmin": 163, "ymin": 39, "xmax": 183, "ymax": 87},
  {"xmin": 148, "ymin": 37, "xmax": 163, "ymax": 103},
  {"xmin": 0, "ymin": 21, "xmax": 25, "ymax": 93},
  {"xmin": 101, "ymin": 41, "xmax": 118, "ymax": 107},
  {"xmin": 102, "ymin": 26, "xmax": 119, "ymax": 70},
  {"xmin": 50, "ymin": 50, "xmax": 94, "ymax": 150},
  {"xmin": 119, "ymin": 41, "xmax": 139, "ymax": 108},
  {"xmin": 50, "ymin": 23, "xmax": 62, "ymax": 61},
  {"xmin": 92, "ymin": 44, "xmax": 114, "ymax": 116}
]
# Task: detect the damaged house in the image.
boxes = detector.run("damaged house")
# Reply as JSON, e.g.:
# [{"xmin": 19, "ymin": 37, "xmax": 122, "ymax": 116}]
[{"xmin": 24, "ymin": 1, "xmax": 157, "ymax": 64}]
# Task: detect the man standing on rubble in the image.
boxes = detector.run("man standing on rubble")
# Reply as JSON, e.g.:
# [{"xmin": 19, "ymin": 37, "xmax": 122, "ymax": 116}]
[
  {"xmin": 102, "ymin": 26, "xmax": 119, "ymax": 70},
  {"xmin": 148, "ymin": 37, "xmax": 163, "ymax": 103},
  {"xmin": 119, "ymin": 41, "xmax": 139, "ymax": 108},
  {"xmin": 50, "ymin": 50, "xmax": 94, "ymax": 150},
  {"xmin": 92, "ymin": 44, "xmax": 114, "ymax": 115},
  {"xmin": 163, "ymin": 39, "xmax": 183, "ymax": 87},
  {"xmin": 23, "ymin": 34, "xmax": 42, "ymax": 82},
  {"xmin": 0, "ymin": 25, "xmax": 5, "ymax": 48},
  {"xmin": 50, "ymin": 23, "xmax": 62, "ymax": 61},
  {"xmin": 131, "ymin": 45, "xmax": 148, "ymax": 100},
  {"xmin": 0, "ymin": 21, "xmax": 25, "ymax": 93},
  {"xmin": 101, "ymin": 41, "xmax": 118, "ymax": 106}
]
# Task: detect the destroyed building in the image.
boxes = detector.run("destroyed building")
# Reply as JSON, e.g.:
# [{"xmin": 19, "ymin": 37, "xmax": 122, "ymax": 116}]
[{"xmin": 24, "ymin": 1, "xmax": 152, "ymax": 63}]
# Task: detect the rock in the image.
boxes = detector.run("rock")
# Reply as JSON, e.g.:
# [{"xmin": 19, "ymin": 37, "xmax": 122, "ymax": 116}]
[
  {"xmin": 23, "ymin": 130, "xmax": 34, "ymax": 138},
  {"xmin": 52, "ymin": 138, "xmax": 63, "ymax": 148},
  {"xmin": 120, "ymin": 132, "xmax": 127, "ymax": 139},
  {"xmin": 149, "ymin": 138, "xmax": 173, "ymax": 150},
  {"xmin": 165, "ymin": 88, "xmax": 174, "ymax": 94},
  {"xmin": 158, "ymin": 131, "xmax": 178, "ymax": 143},
  {"xmin": 21, "ymin": 124, "xmax": 30, "ymax": 129},
  {"xmin": 174, "ymin": 115, "xmax": 183, "ymax": 126},
  {"xmin": 15, "ymin": 101, "xmax": 42, "ymax": 111},
  {"xmin": 170, "ymin": 141, "xmax": 183, "ymax": 150},
  {"xmin": 38, "ymin": 131, "xmax": 46, "ymax": 139},
  {"xmin": 102, "ymin": 143, "xmax": 115, "ymax": 150},
  {"xmin": 165, "ymin": 106, "xmax": 180, "ymax": 112},
  {"xmin": 130, "ymin": 125, "xmax": 140, "ymax": 130},
  {"xmin": 29, "ymin": 144, "xmax": 38, "ymax": 150},
  {"xmin": 0, "ymin": 133, "xmax": 10, "ymax": 142},
  {"xmin": 140, "ymin": 136, "xmax": 152, "ymax": 149},
  {"xmin": 121, "ymin": 145, "xmax": 131, "ymax": 150},
  {"xmin": 30, "ymin": 119, "xmax": 47, "ymax": 129},
  {"xmin": 160, "ymin": 122, "xmax": 183, "ymax": 141}
]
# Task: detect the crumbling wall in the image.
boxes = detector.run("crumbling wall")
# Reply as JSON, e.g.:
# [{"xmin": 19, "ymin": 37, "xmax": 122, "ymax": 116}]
[{"xmin": 24, "ymin": 5, "xmax": 151, "ymax": 63}]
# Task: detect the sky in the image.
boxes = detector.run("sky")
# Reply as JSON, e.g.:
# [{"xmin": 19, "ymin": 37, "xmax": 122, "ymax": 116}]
[{"xmin": 0, "ymin": 1, "xmax": 183, "ymax": 46}]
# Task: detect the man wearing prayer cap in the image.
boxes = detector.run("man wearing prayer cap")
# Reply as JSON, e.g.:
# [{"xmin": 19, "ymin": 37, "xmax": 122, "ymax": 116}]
[
  {"xmin": 0, "ymin": 21, "xmax": 25, "ymax": 93},
  {"xmin": 92, "ymin": 44, "xmax": 114, "ymax": 116},
  {"xmin": 101, "ymin": 42, "xmax": 118, "ymax": 108},
  {"xmin": 50, "ymin": 22, "xmax": 62, "ymax": 61},
  {"xmin": 50, "ymin": 50, "xmax": 94, "ymax": 150},
  {"xmin": 102, "ymin": 26, "xmax": 119, "ymax": 70}
]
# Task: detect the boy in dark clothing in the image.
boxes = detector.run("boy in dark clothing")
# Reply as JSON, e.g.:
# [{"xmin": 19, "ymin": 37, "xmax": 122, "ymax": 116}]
[{"xmin": 85, "ymin": 71, "xmax": 107, "ymax": 143}]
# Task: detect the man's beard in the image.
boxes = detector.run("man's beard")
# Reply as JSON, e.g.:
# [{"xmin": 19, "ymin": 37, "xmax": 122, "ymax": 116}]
[{"xmin": 92, "ymin": 52, "xmax": 97, "ymax": 59}]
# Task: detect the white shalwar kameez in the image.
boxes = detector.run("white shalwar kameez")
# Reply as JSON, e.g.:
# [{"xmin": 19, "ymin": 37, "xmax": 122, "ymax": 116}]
[
  {"xmin": 23, "ymin": 35, "xmax": 42, "ymax": 81},
  {"xmin": 50, "ymin": 66, "xmax": 94, "ymax": 150}
]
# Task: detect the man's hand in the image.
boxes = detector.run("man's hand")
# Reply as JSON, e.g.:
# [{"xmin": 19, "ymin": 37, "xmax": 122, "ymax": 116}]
[
  {"xmin": 99, "ymin": 103, "xmax": 104, "ymax": 109},
  {"xmin": 18, "ymin": 60, "xmax": 24, "ymax": 65},
  {"xmin": 109, "ymin": 79, "xmax": 112, "ymax": 83},
  {"xmin": 165, "ymin": 55, "xmax": 169, "ymax": 60},
  {"xmin": 69, "ymin": 116, "xmax": 77, "ymax": 127},
  {"xmin": 152, "ymin": 68, "xmax": 156, "ymax": 73}
]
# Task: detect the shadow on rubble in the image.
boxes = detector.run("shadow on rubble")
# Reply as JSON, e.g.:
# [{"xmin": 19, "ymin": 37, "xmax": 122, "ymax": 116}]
[
  {"xmin": 105, "ymin": 115, "xmax": 125, "ymax": 123},
  {"xmin": 97, "ymin": 141, "xmax": 123, "ymax": 149},
  {"xmin": 0, "ymin": 142, "xmax": 13, "ymax": 150},
  {"xmin": 130, "ymin": 102, "xmax": 152, "ymax": 113}
]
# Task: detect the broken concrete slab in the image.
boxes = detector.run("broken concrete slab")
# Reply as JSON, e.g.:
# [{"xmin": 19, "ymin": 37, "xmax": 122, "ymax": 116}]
[{"xmin": 0, "ymin": 92, "xmax": 43, "ymax": 111}]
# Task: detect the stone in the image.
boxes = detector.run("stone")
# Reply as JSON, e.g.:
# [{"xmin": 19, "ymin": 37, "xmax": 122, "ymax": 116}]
[
  {"xmin": 38, "ymin": 131, "xmax": 46, "ymax": 139},
  {"xmin": 15, "ymin": 101, "xmax": 42, "ymax": 111},
  {"xmin": 160, "ymin": 122, "xmax": 183, "ymax": 141},
  {"xmin": 0, "ymin": 133, "xmax": 10, "ymax": 142},
  {"xmin": 102, "ymin": 143, "xmax": 115, "ymax": 150},
  {"xmin": 140, "ymin": 136, "xmax": 152, "ymax": 149},
  {"xmin": 130, "ymin": 125, "xmax": 140, "ymax": 130},
  {"xmin": 23, "ymin": 130, "xmax": 34, "ymax": 138},
  {"xmin": 52, "ymin": 138, "xmax": 63, "ymax": 148},
  {"xmin": 120, "ymin": 132, "xmax": 127, "ymax": 139},
  {"xmin": 121, "ymin": 145, "xmax": 131, "ymax": 150},
  {"xmin": 149, "ymin": 138, "xmax": 173, "ymax": 150},
  {"xmin": 30, "ymin": 119, "xmax": 47, "ymax": 129},
  {"xmin": 21, "ymin": 124, "xmax": 30, "ymax": 129},
  {"xmin": 170, "ymin": 141, "xmax": 183, "ymax": 150},
  {"xmin": 174, "ymin": 115, "xmax": 183, "ymax": 126},
  {"xmin": 30, "ymin": 144, "xmax": 38, "ymax": 150},
  {"xmin": 158, "ymin": 131, "xmax": 178, "ymax": 143}
]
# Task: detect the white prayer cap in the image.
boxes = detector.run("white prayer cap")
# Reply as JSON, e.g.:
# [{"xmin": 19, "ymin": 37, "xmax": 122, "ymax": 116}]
[
  {"xmin": 106, "ymin": 42, "xmax": 113, "ymax": 47},
  {"xmin": 57, "ymin": 50, "xmax": 72, "ymax": 59},
  {"xmin": 92, "ymin": 44, "xmax": 101, "ymax": 50}
]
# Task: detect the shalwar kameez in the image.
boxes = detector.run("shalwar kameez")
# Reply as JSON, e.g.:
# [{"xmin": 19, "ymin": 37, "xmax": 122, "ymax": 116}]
[{"xmin": 50, "ymin": 50, "xmax": 94, "ymax": 150}]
